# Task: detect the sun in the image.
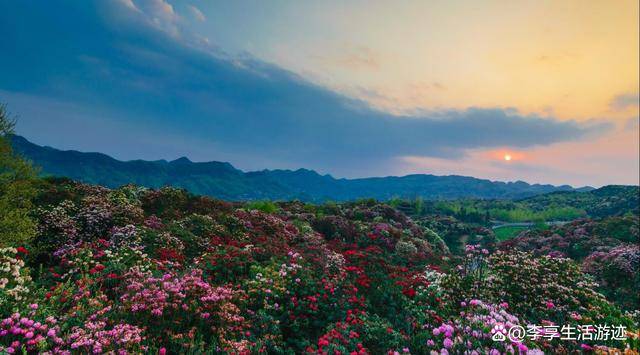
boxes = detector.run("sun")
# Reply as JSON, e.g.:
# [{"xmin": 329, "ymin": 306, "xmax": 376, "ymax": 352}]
[{"xmin": 504, "ymin": 154, "xmax": 512, "ymax": 161}]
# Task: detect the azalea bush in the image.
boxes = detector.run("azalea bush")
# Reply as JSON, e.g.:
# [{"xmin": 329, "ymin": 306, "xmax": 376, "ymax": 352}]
[{"xmin": 0, "ymin": 178, "xmax": 637, "ymax": 353}]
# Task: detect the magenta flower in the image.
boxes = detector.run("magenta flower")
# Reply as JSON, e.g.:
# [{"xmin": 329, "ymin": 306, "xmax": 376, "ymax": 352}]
[
  {"xmin": 443, "ymin": 337, "xmax": 453, "ymax": 349},
  {"xmin": 580, "ymin": 344, "xmax": 593, "ymax": 351}
]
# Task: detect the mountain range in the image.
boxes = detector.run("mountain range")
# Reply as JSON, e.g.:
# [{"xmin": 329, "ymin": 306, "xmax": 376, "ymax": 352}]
[{"xmin": 10, "ymin": 135, "xmax": 594, "ymax": 202}]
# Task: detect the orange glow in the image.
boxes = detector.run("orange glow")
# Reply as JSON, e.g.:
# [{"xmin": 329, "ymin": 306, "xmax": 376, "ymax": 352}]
[{"xmin": 485, "ymin": 150, "xmax": 525, "ymax": 162}]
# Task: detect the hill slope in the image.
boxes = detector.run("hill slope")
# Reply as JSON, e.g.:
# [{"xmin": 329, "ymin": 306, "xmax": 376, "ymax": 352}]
[{"xmin": 12, "ymin": 135, "xmax": 592, "ymax": 201}]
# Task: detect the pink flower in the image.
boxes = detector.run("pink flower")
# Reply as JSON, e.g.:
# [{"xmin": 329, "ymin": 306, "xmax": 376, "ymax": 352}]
[
  {"xmin": 545, "ymin": 301, "xmax": 555, "ymax": 309},
  {"xmin": 159, "ymin": 348, "xmax": 167, "ymax": 355},
  {"xmin": 580, "ymin": 344, "xmax": 593, "ymax": 351},
  {"xmin": 443, "ymin": 337, "xmax": 453, "ymax": 349},
  {"xmin": 517, "ymin": 343, "xmax": 528, "ymax": 352},
  {"xmin": 570, "ymin": 312, "xmax": 582, "ymax": 320}
]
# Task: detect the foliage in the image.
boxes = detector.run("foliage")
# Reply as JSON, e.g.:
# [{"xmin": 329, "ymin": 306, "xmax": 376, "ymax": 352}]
[
  {"xmin": 493, "ymin": 225, "xmax": 528, "ymax": 241},
  {"xmin": 0, "ymin": 178, "xmax": 637, "ymax": 353},
  {"xmin": 0, "ymin": 105, "xmax": 37, "ymax": 246}
]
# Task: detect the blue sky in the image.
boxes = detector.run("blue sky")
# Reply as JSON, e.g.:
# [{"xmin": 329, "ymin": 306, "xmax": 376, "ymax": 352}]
[{"xmin": 0, "ymin": 0, "xmax": 637, "ymax": 186}]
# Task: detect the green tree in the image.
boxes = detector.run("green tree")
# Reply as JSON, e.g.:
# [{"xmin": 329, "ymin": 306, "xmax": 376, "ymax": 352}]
[{"xmin": 0, "ymin": 103, "xmax": 37, "ymax": 246}]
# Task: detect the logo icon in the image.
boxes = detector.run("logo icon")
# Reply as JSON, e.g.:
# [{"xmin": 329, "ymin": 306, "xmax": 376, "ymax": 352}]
[{"xmin": 491, "ymin": 323, "xmax": 507, "ymax": 342}]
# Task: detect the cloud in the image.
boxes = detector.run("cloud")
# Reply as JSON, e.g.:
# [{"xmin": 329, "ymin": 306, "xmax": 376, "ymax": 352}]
[
  {"xmin": 610, "ymin": 92, "xmax": 639, "ymax": 111},
  {"xmin": 0, "ymin": 0, "xmax": 613, "ymax": 176},
  {"xmin": 187, "ymin": 5, "xmax": 206, "ymax": 22},
  {"xmin": 626, "ymin": 116, "xmax": 639, "ymax": 131},
  {"xmin": 123, "ymin": 0, "xmax": 181, "ymax": 37},
  {"xmin": 116, "ymin": 0, "xmax": 138, "ymax": 10},
  {"xmin": 334, "ymin": 45, "xmax": 379, "ymax": 70}
]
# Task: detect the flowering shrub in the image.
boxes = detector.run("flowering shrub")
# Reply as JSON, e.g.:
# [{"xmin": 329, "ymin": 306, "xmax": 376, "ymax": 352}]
[
  {"xmin": 67, "ymin": 321, "xmax": 145, "ymax": 353},
  {"xmin": 307, "ymin": 310, "xmax": 407, "ymax": 354},
  {"xmin": 118, "ymin": 268, "xmax": 248, "ymax": 352},
  {"xmin": 0, "ymin": 248, "xmax": 31, "ymax": 312},
  {"xmin": 583, "ymin": 244, "xmax": 640, "ymax": 311},
  {"xmin": 0, "ymin": 313, "xmax": 64, "ymax": 354},
  {"xmin": 502, "ymin": 217, "xmax": 640, "ymax": 311},
  {"xmin": 0, "ymin": 179, "xmax": 636, "ymax": 353}
]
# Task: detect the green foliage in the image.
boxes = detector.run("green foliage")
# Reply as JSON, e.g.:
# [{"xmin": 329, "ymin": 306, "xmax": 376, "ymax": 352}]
[
  {"xmin": 398, "ymin": 196, "xmax": 595, "ymax": 224},
  {"xmin": 0, "ymin": 104, "xmax": 37, "ymax": 246},
  {"xmin": 488, "ymin": 206, "xmax": 586, "ymax": 222},
  {"xmin": 493, "ymin": 225, "xmax": 528, "ymax": 241},
  {"xmin": 413, "ymin": 197, "xmax": 424, "ymax": 215},
  {"xmin": 593, "ymin": 216, "xmax": 639, "ymax": 243},
  {"xmin": 245, "ymin": 200, "xmax": 279, "ymax": 213}
]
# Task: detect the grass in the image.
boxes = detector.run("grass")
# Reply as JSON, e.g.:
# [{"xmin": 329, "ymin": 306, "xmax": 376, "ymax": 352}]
[{"xmin": 494, "ymin": 225, "xmax": 529, "ymax": 241}]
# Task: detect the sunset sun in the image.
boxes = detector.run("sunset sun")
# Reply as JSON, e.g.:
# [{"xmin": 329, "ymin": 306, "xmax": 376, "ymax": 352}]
[{"xmin": 504, "ymin": 154, "xmax": 512, "ymax": 161}]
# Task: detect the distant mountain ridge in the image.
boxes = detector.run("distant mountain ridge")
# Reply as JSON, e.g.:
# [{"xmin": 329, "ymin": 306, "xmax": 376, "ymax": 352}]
[{"xmin": 11, "ymin": 135, "xmax": 596, "ymax": 202}]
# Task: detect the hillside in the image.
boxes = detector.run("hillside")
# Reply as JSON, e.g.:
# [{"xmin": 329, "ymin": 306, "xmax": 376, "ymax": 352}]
[
  {"xmin": 11, "ymin": 135, "xmax": 588, "ymax": 201},
  {"xmin": 517, "ymin": 185, "xmax": 640, "ymax": 217},
  {"xmin": 2, "ymin": 177, "xmax": 635, "ymax": 353}
]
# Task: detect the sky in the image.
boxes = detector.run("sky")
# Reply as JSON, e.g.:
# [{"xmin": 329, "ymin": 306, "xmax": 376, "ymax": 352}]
[{"xmin": 0, "ymin": 0, "xmax": 638, "ymax": 187}]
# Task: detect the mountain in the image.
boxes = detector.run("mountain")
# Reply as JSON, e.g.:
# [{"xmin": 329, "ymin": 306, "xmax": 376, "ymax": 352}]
[{"xmin": 11, "ymin": 135, "xmax": 593, "ymax": 202}]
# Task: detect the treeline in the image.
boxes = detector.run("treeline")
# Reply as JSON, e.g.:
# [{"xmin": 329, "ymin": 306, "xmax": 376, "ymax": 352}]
[{"xmin": 387, "ymin": 193, "xmax": 635, "ymax": 224}]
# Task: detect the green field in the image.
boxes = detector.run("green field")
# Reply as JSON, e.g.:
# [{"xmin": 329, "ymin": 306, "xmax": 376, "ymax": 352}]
[{"xmin": 494, "ymin": 225, "xmax": 529, "ymax": 241}]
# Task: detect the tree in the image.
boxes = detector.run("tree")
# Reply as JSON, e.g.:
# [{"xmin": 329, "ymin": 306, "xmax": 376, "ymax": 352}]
[{"xmin": 0, "ymin": 103, "xmax": 37, "ymax": 246}]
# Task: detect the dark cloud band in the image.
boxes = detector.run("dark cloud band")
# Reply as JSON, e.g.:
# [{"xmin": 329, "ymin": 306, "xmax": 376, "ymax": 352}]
[{"xmin": 0, "ymin": 0, "xmax": 612, "ymax": 175}]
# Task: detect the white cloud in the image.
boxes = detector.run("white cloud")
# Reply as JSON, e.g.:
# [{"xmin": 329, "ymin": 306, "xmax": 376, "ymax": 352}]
[
  {"xmin": 130, "ymin": 0, "xmax": 180, "ymax": 37},
  {"xmin": 187, "ymin": 5, "xmax": 206, "ymax": 22},
  {"xmin": 116, "ymin": 0, "xmax": 138, "ymax": 11}
]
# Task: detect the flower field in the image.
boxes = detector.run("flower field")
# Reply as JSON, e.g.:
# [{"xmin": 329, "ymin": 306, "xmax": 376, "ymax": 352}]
[{"xmin": 0, "ymin": 178, "xmax": 638, "ymax": 354}]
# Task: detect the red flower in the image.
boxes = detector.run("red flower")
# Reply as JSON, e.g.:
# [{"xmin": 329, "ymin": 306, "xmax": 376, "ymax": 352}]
[{"xmin": 16, "ymin": 246, "xmax": 28, "ymax": 256}]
